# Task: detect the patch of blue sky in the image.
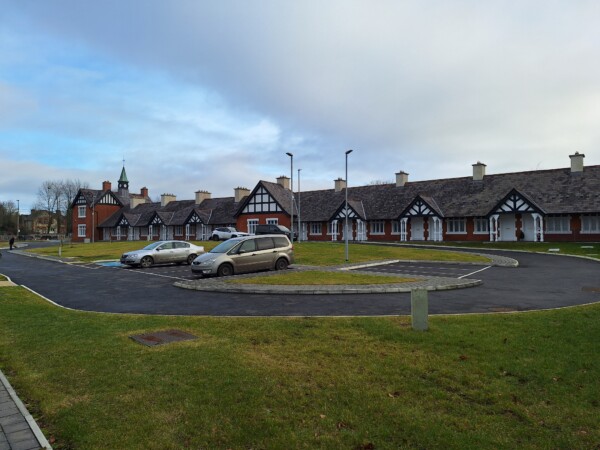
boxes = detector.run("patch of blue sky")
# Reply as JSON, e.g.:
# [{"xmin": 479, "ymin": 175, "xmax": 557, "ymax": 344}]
[{"xmin": 0, "ymin": 129, "xmax": 110, "ymax": 169}]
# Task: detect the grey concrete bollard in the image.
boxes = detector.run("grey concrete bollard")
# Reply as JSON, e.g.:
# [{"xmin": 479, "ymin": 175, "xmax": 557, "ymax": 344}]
[{"xmin": 411, "ymin": 288, "xmax": 429, "ymax": 331}]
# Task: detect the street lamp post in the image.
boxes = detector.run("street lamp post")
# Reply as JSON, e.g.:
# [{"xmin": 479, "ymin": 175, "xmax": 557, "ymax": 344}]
[
  {"xmin": 345, "ymin": 149, "xmax": 353, "ymax": 262},
  {"xmin": 286, "ymin": 152, "xmax": 294, "ymax": 242},
  {"xmin": 297, "ymin": 168, "xmax": 302, "ymax": 242},
  {"xmin": 16, "ymin": 199, "xmax": 19, "ymax": 237}
]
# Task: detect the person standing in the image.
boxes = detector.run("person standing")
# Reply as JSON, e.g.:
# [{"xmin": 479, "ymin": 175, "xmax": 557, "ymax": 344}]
[{"xmin": 9, "ymin": 236, "xmax": 15, "ymax": 250}]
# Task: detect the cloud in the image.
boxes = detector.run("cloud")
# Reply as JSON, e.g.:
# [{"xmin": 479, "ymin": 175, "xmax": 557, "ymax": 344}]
[{"xmin": 1, "ymin": 0, "xmax": 600, "ymax": 212}]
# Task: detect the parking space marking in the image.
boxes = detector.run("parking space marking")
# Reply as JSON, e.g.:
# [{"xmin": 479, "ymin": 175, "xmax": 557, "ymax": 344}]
[
  {"xmin": 361, "ymin": 262, "xmax": 491, "ymax": 279},
  {"xmin": 458, "ymin": 266, "xmax": 492, "ymax": 279}
]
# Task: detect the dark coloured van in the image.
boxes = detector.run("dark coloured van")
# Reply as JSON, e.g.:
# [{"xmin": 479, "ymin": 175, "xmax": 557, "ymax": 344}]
[{"xmin": 254, "ymin": 224, "xmax": 297, "ymax": 241}]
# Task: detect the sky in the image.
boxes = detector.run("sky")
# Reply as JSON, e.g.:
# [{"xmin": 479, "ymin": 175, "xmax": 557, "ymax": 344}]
[{"xmin": 1, "ymin": 1, "xmax": 599, "ymax": 214}]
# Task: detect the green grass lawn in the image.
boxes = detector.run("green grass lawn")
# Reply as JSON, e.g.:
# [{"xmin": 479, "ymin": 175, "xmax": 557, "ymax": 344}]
[
  {"xmin": 0, "ymin": 287, "xmax": 598, "ymax": 449},
  {"xmin": 226, "ymin": 270, "xmax": 419, "ymax": 285},
  {"xmin": 27, "ymin": 241, "xmax": 490, "ymax": 265}
]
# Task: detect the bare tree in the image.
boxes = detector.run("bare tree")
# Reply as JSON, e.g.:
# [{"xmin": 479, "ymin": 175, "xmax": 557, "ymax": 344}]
[
  {"xmin": 61, "ymin": 179, "xmax": 89, "ymax": 234},
  {"xmin": 36, "ymin": 181, "xmax": 62, "ymax": 235}
]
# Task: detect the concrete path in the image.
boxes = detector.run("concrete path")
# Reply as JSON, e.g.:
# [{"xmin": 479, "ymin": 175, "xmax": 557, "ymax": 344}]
[{"xmin": 0, "ymin": 370, "xmax": 52, "ymax": 450}]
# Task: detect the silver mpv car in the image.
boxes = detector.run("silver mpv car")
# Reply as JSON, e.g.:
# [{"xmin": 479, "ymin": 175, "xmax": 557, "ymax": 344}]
[{"xmin": 191, "ymin": 235, "xmax": 294, "ymax": 277}]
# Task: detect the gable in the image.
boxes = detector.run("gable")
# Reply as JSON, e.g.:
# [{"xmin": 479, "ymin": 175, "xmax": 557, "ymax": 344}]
[
  {"xmin": 491, "ymin": 190, "xmax": 543, "ymax": 215},
  {"xmin": 187, "ymin": 211, "xmax": 204, "ymax": 224},
  {"xmin": 331, "ymin": 202, "xmax": 363, "ymax": 221},
  {"xmin": 74, "ymin": 193, "xmax": 88, "ymax": 206},
  {"xmin": 241, "ymin": 186, "xmax": 284, "ymax": 214},
  {"xmin": 97, "ymin": 191, "xmax": 121, "ymax": 206},
  {"xmin": 399, "ymin": 197, "xmax": 441, "ymax": 218}
]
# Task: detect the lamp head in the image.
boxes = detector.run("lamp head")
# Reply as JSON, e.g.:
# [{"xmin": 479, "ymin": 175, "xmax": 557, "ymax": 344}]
[
  {"xmin": 286, "ymin": 152, "xmax": 293, "ymax": 157},
  {"xmin": 345, "ymin": 149, "xmax": 353, "ymax": 155}
]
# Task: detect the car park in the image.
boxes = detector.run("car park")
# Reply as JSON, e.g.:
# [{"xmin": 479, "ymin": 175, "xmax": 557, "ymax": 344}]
[
  {"xmin": 191, "ymin": 234, "xmax": 294, "ymax": 277},
  {"xmin": 120, "ymin": 240, "xmax": 204, "ymax": 268},
  {"xmin": 210, "ymin": 227, "xmax": 249, "ymax": 241},
  {"xmin": 254, "ymin": 224, "xmax": 297, "ymax": 241}
]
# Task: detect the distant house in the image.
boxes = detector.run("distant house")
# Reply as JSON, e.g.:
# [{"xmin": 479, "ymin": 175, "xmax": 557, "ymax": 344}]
[{"xmin": 71, "ymin": 153, "xmax": 600, "ymax": 243}]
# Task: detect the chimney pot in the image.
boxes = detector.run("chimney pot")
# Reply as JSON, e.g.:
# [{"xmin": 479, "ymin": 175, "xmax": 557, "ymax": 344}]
[
  {"xmin": 160, "ymin": 193, "xmax": 176, "ymax": 207},
  {"xmin": 334, "ymin": 178, "xmax": 347, "ymax": 192},
  {"xmin": 195, "ymin": 190, "xmax": 211, "ymax": 204},
  {"xmin": 569, "ymin": 152, "xmax": 585, "ymax": 173},
  {"xmin": 235, "ymin": 187, "xmax": 250, "ymax": 203},
  {"xmin": 472, "ymin": 162, "xmax": 486, "ymax": 181},
  {"xmin": 102, "ymin": 181, "xmax": 112, "ymax": 191},
  {"xmin": 395, "ymin": 171, "xmax": 409, "ymax": 187},
  {"xmin": 276, "ymin": 176, "xmax": 290, "ymax": 190}
]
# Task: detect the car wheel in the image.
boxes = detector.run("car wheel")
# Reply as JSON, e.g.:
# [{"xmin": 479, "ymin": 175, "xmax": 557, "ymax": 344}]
[
  {"xmin": 212, "ymin": 235, "xmax": 220, "ymax": 241},
  {"xmin": 275, "ymin": 258, "xmax": 289, "ymax": 271},
  {"xmin": 217, "ymin": 263, "xmax": 234, "ymax": 277},
  {"xmin": 187, "ymin": 254, "xmax": 196, "ymax": 265},
  {"xmin": 140, "ymin": 256, "xmax": 153, "ymax": 268}
]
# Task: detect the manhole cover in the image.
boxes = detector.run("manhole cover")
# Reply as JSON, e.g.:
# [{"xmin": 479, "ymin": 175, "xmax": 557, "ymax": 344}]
[
  {"xmin": 130, "ymin": 329, "xmax": 198, "ymax": 346},
  {"xmin": 582, "ymin": 287, "xmax": 600, "ymax": 293}
]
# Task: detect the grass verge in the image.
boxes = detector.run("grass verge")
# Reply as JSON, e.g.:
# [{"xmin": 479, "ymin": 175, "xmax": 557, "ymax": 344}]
[
  {"xmin": 226, "ymin": 270, "xmax": 420, "ymax": 285},
  {"xmin": 0, "ymin": 287, "xmax": 598, "ymax": 449},
  {"xmin": 26, "ymin": 241, "xmax": 491, "ymax": 265}
]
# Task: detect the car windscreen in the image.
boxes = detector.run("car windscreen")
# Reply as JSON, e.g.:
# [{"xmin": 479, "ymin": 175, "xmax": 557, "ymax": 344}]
[
  {"xmin": 143, "ymin": 242, "xmax": 163, "ymax": 250},
  {"xmin": 210, "ymin": 239, "xmax": 241, "ymax": 253}
]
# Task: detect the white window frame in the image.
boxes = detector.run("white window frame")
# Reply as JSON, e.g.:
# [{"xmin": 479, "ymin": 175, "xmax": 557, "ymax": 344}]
[
  {"xmin": 370, "ymin": 220, "xmax": 385, "ymax": 235},
  {"xmin": 247, "ymin": 219, "xmax": 259, "ymax": 234},
  {"xmin": 581, "ymin": 214, "xmax": 600, "ymax": 234},
  {"xmin": 310, "ymin": 222, "xmax": 322, "ymax": 235},
  {"xmin": 474, "ymin": 217, "xmax": 489, "ymax": 234},
  {"xmin": 327, "ymin": 221, "xmax": 339, "ymax": 235},
  {"xmin": 78, "ymin": 206, "xmax": 86, "ymax": 218},
  {"xmin": 78, "ymin": 224, "xmax": 86, "ymax": 237},
  {"xmin": 391, "ymin": 221, "xmax": 400, "ymax": 235},
  {"xmin": 447, "ymin": 218, "xmax": 466, "ymax": 234},
  {"xmin": 546, "ymin": 215, "xmax": 571, "ymax": 234},
  {"xmin": 266, "ymin": 218, "xmax": 278, "ymax": 225}
]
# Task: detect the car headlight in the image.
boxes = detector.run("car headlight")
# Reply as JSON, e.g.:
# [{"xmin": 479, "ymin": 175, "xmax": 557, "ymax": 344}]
[{"xmin": 128, "ymin": 253, "xmax": 137, "ymax": 258}]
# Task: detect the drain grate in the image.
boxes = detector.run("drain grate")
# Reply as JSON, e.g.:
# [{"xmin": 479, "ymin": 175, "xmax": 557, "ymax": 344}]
[{"xmin": 130, "ymin": 329, "xmax": 198, "ymax": 346}]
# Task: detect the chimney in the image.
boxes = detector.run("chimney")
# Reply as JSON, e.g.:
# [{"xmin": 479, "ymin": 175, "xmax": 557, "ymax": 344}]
[
  {"xmin": 472, "ymin": 162, "xmax": 486, "ymax": 181},
  {"xmin": 334, "ymin": 178, "xmax": 347, "ymax": 192},
  {"xmin": 161, "ymin": 193, "xmax": 176, "ymax": 207},
  {"xmin": 102, "ymin": 181, "xmax": 112, "ymax": 191},
  {"xmin": 395, "ymin": 171, "xmax": 409, "ymax": 187},
  {"xmin": 569, "ymin": 152, "xmax": 585, "ymax": 173},
  {"xmin": 195, "ymin": 190, "xmax": 211, "ymax": 205},
  {"xmin": 140, "ymin": 187, "xmax": 149, "ymax": 198},
  {"xmin": 130, "ymin": 197, "xmax": 146, "ymax": 209},
  {"xmin": 277, "ymin": 176, "xmax": 290, "ymax": 190},
  {"xmin": 235, "ymin": 187, "xmax": 250, "ymax": 203}
]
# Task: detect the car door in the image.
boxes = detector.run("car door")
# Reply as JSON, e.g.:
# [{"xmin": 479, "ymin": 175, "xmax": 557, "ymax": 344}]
[
  {"xmin": 254, "ymin": 237, "xmax": 277, "ymax": 270},
  {"xmin": 155, "ymin": 242, "xmax": 175, "ymax": 263},
  {"xmin": 172, "ymin": 242, "xmax": 189, "ymax": 263},
  {"xmin": 230, "ymin": 239, "xmax": 258, "ymax": 273}
]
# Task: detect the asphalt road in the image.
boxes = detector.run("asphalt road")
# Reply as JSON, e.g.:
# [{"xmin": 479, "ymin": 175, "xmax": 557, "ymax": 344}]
[{"xmin": 1, "ymin": 247, "xmax": 598, "ymax": 316}]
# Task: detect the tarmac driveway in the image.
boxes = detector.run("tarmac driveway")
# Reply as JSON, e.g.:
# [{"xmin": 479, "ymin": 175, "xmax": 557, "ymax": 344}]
[{"xmin": 1, "ymin": 248, "xmax": 598, "ymax": 316}]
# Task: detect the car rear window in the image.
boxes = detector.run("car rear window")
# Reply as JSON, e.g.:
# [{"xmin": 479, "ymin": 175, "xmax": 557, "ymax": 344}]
[
  {"xmin": 256, "ymin": 237, "xmax": 275, "ymax": 250},
  {"xmin": 272, "ymin": 236, "xmax": 289, "ymax": 248}
]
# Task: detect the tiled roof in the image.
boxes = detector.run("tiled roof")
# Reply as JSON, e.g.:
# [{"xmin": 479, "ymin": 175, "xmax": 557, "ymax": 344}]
[
  {"xmin": 96, "ymin": 164, "xmax": 600, "ymax": 229},
  {"xmin": 297, "ymin": 165, "xmax": 600, "ymax": 220}
]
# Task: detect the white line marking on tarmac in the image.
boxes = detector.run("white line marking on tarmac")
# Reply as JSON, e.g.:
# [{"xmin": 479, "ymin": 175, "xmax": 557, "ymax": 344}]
[{"xmin": 458, "ymin": 266, "xmax": 492, "ymax": 279}]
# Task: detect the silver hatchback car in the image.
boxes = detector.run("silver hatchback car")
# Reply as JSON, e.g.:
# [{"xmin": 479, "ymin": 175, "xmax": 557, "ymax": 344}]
[
  {"xmin": 191, "ymin": 235, "xmax": 294, "ymax": 277},
  {"xmin": 120, "ymin": 240, "xmax": 205, "ymax": 268}
]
